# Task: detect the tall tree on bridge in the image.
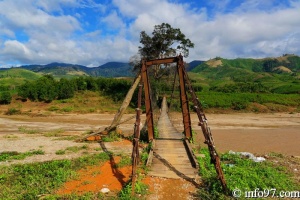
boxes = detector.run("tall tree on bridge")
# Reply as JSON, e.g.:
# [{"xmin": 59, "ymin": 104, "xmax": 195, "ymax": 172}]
[
  {"xmin": 110, "ymin": 23, "xmax": 195, "ymax": 131},
  {"xmin": 131, "ymin": 23, "xmax": 194, "ymax": 79}
]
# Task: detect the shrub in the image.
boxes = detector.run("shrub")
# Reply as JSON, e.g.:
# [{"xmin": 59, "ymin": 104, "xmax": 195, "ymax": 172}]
[
  {"xmin": 0, "ymin": 91, "xmax": 12, "ymax": 104},
  {"xmin": 5, "ymin": 108, "xmax": 21, "ymax": 115}
]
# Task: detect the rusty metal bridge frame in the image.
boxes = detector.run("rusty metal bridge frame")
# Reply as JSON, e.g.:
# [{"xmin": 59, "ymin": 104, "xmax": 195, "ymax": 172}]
[{"xmin": 131, "ymin": 55, "xmax": 227, "ymax": 193}]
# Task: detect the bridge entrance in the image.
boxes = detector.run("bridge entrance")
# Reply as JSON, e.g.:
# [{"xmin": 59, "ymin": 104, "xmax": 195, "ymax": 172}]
[{"xmin": 131, "ymin": 55, "xmax": 227, "ymax": 192}]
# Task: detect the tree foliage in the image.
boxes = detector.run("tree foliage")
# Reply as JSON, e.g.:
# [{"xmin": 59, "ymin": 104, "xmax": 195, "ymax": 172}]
[
  {"xmin": 139, "ymin": 23, "xmax": 194, "ymax": 59},
  {"xmin": 0, "ymin": 91, "xmax": 12, "ymax": 104},
  {"xmin": 131, "ymin": 23, "xmax": 194, "ymax": 77},
  {"xmin": 57, "ymin": 78, "xmax": 75, "ymax": 100},
  {"xmin": 209, "ymin": 82, "xmax": 269, "ymax": 93},
  {"xmin": 17, "ymin": 76, "xmax": 133, "ymax": 103}
]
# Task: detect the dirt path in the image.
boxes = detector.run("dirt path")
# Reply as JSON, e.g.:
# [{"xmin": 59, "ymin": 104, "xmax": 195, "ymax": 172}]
[
  {"xmin": 1, "ymin": 112, "xmax": 299, "ymax": 164},
  {"xmin": 0, "ymin": 112, "xmax": 299, "ymax": 199}
]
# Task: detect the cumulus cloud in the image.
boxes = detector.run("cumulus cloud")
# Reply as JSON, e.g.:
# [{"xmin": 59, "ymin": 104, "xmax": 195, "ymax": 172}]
[{"xmin": 0, "ymin": 0, "xmax": 300, "ymax": 67}]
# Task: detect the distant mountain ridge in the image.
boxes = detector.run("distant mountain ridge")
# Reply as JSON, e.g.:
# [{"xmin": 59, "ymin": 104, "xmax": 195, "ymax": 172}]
[
  {"xmin": 17, "ymin": 60, "xmax": 205, "ymax": 77},
  {"xmin": 20, "ymin": 62, "xmax": 133, "ymax": 77},
  {"xmin": 2, "ymin": 54, "xmax": 299, "ymax": 78},
  {"xmin": 1, "ymin": 55, "xmax": 299, "ymax": 94}
]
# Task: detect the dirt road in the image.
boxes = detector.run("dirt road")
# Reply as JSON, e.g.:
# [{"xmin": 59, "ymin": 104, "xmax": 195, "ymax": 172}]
[
  {"xmin": 0, "ymin": 112, "xmax": 299, "ymax": 200},
  {"xmin": 0, "ymin": 112, "xmax": 299, "ymax": 165}
]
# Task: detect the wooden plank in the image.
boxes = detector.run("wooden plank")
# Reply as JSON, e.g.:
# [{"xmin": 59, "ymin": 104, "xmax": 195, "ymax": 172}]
[
  {"xmin": 152, "ymin": 160, "xmax": 192, "ymax": 165},
  {"xmin": 148, "ymin": 96, "xmax": 198, "ymax": 179}
]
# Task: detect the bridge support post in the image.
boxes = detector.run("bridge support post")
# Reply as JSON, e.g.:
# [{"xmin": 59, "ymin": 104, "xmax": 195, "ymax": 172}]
[
  {"xmin": 141, "ymin": 59, "xmax": 155, "ymax": 141},
  {"xmin": 177, "ymin": 55, "xmax": 192, "ymax": 139}
]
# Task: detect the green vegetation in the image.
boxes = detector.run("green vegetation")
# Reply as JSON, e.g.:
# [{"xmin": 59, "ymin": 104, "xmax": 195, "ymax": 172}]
[
  {"xmin": 43, "ymin": 128, "xmax": 65, "ymax": 137},
  {"xmin": 102, "ymin": 130, "xmax": 123, "ymax": 142},
  {"xmin": 1, "ymin": 54, "xmax": 299, "ymax": 113},
  {"xmin": 18, "ymin": 126, "xmax": 40, "ymax": 134},
  {"xmin": 55, "ymin": 145, "xmax": 89, "ymax": 155},
  {"xmin": 167, "ymin": 91, "xmax": 300, "ymax": 112},
  {"xmin": 118, "ymin": 181, "xmax": 148, "ymax": 199},
  {"xmin": 197, "ymin": 148, "xmax": 298, "ymax": 199},
  {"xmin": 191, "ymin": 55, "xmax": 300, "ymax": 95},
  {"xmin": 0, "ymin": 153, "xmax": 110, "ymax": 199},
  {"xmin": 0, "ymin": 150, "xmax": 44, "ymax": 162},
  {"xmin": 0, "ymin": 68, "xmax": 41, "ymax": 104},
  {"xmin": 17, "ymin": 75, "xmax": 133, "ymax": 103},
  {"xmin": 4, "ymin": 108, "xmax": 21, "ymax": 115},
  {"xmin": 0, "ymin": 68, "xmax": 41, "ymax": 92},
  {"xmin": 115, "ymin": 154, "xmax": 132, "ymax": 168},
  {"xmin": 196, "ymin": 92, "xmax": 300, "ymax": 110},
  {"xmin": 0, "ymin": 91, "xmax": 12, "ymax": 104}
]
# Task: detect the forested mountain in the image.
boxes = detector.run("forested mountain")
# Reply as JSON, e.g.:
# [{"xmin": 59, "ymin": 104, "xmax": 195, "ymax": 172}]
[
  {"xmin": 190, "ymin": 54, "xmax": 300, "ymax": 94},
  {"xmin": 20, "ymin": 62, "xmax": 133, "ymax": 78},
  {"xmin": 1, "ymin": 54, "xmax": 299, "ymax": 94},
  {"xmin": 192, "ymin": 54, "xmax": 300, "ymax": 75}
]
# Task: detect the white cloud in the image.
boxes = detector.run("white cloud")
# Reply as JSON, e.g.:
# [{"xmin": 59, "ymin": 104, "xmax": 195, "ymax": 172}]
[
  {"xmin": 0, "ymin": 0, "xmax": 300, "ymax": 67},
  {"xmin": 102, "ymin": 10, "xmax": 125, "ymax": 30},
  {"xmin": 2, "ymin": 40, "xmax": 33, "ymax": 63}
]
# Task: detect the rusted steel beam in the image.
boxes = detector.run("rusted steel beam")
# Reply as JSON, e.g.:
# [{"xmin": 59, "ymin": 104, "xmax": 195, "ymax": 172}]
[
  {"xmin": 177, "ymin": 55, "xmax": 192, "ymax": 139},
  {"xmin": 145, "ymin": 57, "xmax": 178, "ymax": 66},
  {"xmin": 181, "ymin": 65, "xmax": 228, "ymax": 192},
  {"xmin": 141, "ymin": 60, "xmax": 155, "ymax": 141}
]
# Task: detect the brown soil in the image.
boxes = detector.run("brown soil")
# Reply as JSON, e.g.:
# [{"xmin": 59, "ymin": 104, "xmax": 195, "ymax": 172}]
[
  {"xmin": 143, "ymin": 176, "xmax": 199, "ymax": 200},
  {"xmin": 56, "ymin": 156, "xmax": 132, "ymax": 195},
  {"xmin": 0, "ymin": 111, "xmax": 299, "ymax": 199}
]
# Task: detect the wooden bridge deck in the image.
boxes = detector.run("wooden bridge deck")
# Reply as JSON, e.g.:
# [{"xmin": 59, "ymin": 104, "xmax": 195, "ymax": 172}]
[{"xmin": 148, "ymin": 97, "xmax": 198, "ymax": 179}]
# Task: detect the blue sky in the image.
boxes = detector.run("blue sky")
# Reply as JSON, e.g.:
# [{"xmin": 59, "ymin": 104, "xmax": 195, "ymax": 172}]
[{"xmin": 0, "ymin": 0, "xmax": 300, "ymax": 67}]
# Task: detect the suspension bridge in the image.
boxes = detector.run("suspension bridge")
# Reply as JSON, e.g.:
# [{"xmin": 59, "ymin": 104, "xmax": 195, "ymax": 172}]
[
  {"xmin": 82, "ymin": 55, "xmax": 227, "ymax": 193},
  {"xmin": 148, "ymin": 97, "xmax": 198, "ymax": 179}
]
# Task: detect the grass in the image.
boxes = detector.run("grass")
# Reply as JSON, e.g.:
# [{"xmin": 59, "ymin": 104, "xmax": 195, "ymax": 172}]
[
  {"xmin": 0, "ymin": 150, "xmax": 45, "ymax": 162},
  {"xmin": 197, "ymin": 148, "xmax": 299, "ymax": 199},
  {"xmin": 43, "ymin": 128, "xmax": 65, "ymax": 137},
  {"xmin": 197, "ymin": 92, "xmax": 300, "ymax": 108},
  {"xmin": 102, "ymin": 130, "xmax": 122, "ymax": 142},
  {"xmin": 118, "ymin": 178, "xmax": 148, "ymax": 199},
  {"xmin": 54, "ymin": 135, "xmax": 82, "ymax": 141},
  {"xmin": 115, "ymin": 154, "xmax": 132, "ymax": 168},
  {"xmin": 5, "ymin": 108, "xmax": 21, "ymax": 115},
  {"xmin": 0, "ymin": 152, "xmax": 110, "ymax": 199},
  {"xmin": 18, "ymin": 126, "xmax": 40, "ymax": 134},
  {"xmin": 55, "ymin": 149, "xmax": 66, "ymax": 155},
  {"xmin": 168, "ymin": 91, "xmax": 300, "ymax": 112},
  {"xmin": 0, "ymin": 68, "xmax": 41, "ymax": 93},
  {"xmin": 55, "ymin": 145, "xmax": 89, "ymax": 155},
  {"xmin": 3, "ymin": 135, "xmax": 19, "ymax": 139}
]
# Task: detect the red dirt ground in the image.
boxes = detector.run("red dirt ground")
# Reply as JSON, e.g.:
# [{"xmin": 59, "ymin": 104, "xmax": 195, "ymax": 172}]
[
  {"xmin": 56, "ymin": 155, "xmax": 200, "ymax": 199},
  {"xmin": 56, "ymin": 156, "xmax": 132, "ymax": 195}
]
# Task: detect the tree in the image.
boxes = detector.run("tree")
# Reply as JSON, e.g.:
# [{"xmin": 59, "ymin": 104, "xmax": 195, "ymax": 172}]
[
  {"xmin": 132, "ymin": 23, "xmax": 194, "ymax": 79},
  {"xmin": 0, "ymin": 91, "xmax": 12, "ymax": 104},
  {"xmin": 57, "ymin": 78, "xmax": 75, "ymax": 100},
  {"xmin": 75, "ymin": 76, "xmax": 87, "ymax": 91},
  {"xmin": 35, "ymin": 75, "xmax": 57, "ymax": 102},
  {"xmin": 139, "ymin": 23, "xmax": 194, "ymax": 59}
]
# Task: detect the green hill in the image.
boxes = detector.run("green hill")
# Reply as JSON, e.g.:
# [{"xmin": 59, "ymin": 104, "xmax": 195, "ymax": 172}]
[
  {"xmin": 191, "ymin": 55, "xmax": 300, "ymax": 94},
  {"xmin": 38, "ymin": 66, "xmax": 89, "ymax": 78},
  {"xmin": 0, "ymin": 68, "xmax": 41, "ymax": 92}
]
